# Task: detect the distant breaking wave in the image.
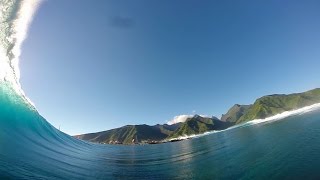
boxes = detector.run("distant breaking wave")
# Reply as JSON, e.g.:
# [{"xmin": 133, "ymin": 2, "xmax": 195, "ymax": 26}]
[{"xmin": 169, "ymin": 103, "xmax": 320, "ymax": 141}]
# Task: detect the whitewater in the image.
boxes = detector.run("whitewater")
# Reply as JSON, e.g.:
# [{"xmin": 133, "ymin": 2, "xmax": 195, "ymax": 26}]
[
  {"xmin": 169, "ymin": 103, "xmax": 320, "ymax": 141},
  {"xmin": 1, "ymin": 1, "xmax": 320, "ymax": 179}
]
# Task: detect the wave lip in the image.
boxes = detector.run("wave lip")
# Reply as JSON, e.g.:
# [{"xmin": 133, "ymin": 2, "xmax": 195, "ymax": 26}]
[{"xmin": 0, "ymin": 0, "xmax": 42, "ymax": 106}]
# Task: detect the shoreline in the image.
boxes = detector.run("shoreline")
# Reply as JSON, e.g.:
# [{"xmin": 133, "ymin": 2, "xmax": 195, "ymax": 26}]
[{"xmin": 96, "ymin": 103, "xmax": 320, "ymax": 146}]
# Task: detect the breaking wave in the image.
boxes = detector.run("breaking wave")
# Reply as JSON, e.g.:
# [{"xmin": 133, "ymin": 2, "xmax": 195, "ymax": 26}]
[{"xmin": 169, "ymin": 103, "xmax": 320, "ymax": 141}]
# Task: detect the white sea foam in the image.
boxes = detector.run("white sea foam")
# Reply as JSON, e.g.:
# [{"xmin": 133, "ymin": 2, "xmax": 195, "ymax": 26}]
[
  {"xmin": 0, "ymin": 0, "xmax": 42, "ymax": 106},
  {"xmin": 168, "ymin": 103, "xmax": 320, "ymax": 141}
]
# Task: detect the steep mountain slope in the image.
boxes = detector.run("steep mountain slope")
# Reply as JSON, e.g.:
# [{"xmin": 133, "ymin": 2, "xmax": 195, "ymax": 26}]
[
  {"xmin": 221, "ymin": 104, "xmax": 252, "ymax": 123},
  {"xmin": 154, "ymin": 123, "xmax": 181, "ymax": 136},
  {"xmin": 75, "ymin": 116, "xmax": 231, "ymax": 144},
  {"xmin": 168, "ymin": 115, "xmax": 232, "ymax": 138},
  {"xmin": 76, "ymin": 88, "xmax": 320, "ymax": 144},
  {"xmin": 76, "ymin": 124, "xmax": 180, "ymax": 144},
  {"xmin": 237, "ymin": 88, "xmax": 320, "ymax": 124}
]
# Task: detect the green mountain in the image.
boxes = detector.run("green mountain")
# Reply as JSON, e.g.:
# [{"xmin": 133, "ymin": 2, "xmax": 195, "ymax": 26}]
[
  {"xmin": 236, "ymin": 88, "xmax": 320, "ymax": 124},
  {"xmin": 75, "ymin": 116, "xmax": 230, "ymax": 144},
  {"xmin": 221, "ymin": 104, "xmax": 252, "ymax": 123},
  {"xmin": 76, "ymin": 88, "xmax": 320, "ymax": 144},
  {"xmin": 168, "ymin": 115, "xmax": 232, "ymax": 138},
  {"xmin": 75, "ymin": 124, "xmax": 181, "ymax": 144}
]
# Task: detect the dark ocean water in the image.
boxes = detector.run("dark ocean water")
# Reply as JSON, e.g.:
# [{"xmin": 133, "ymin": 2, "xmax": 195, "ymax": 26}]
[{"xmin": 1, "ymin": 85, "xmax": 320, "ymax": 179}]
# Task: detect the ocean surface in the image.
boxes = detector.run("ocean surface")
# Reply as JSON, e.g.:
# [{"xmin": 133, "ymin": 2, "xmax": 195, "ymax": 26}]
[{"xmin": 1, "ymin": 84, "xmax": 320, "ymax": 179}]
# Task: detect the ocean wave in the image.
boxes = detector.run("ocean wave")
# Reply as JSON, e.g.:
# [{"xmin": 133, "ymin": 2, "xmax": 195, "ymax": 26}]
[
  {"xmin": 0, "ymin": 0, "xmax": 41, "ymax": 106},
  {"xmin": 169, "ymin": 103, "xmax": 320, "ymax": 141}
]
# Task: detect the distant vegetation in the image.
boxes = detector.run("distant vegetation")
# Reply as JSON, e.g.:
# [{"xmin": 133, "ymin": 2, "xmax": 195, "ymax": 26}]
[
  {"xmin": 236, "ymin": 88, "xmax": 320, "ymax": 124},
  {"xmin": 75, "ymin": 88, "xmax": 320, "ymax": 144},
  {"xmin": 221, "ymin": 104, "xmax": 251, "ymax": 123},
  {"xmin": 75, "ymin": 124, "xmax": 180, "ymax": 144},
  {"xmin": 168, "ymin": 115, "xmax": 231, "ymax": 138}
]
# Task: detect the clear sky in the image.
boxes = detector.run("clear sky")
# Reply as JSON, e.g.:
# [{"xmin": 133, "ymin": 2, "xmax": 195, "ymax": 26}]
[{"xmin": 20, "ymin": 0, "xmax": 320, "ymax": 135}]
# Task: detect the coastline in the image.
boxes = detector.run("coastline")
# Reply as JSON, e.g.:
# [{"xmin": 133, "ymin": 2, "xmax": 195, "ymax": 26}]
[
  {"xmin": 101, "ymin": 103, "xmax": 320, "ymax": 145},
  {"xmin": 166, "ymin": 103, "xmax": 320, "ymax": 142}
]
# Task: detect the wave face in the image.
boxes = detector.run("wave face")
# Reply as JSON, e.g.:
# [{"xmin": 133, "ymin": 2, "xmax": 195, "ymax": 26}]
[{"xmin": 2, "ymin": 1, "xmax": 320, "ymax": 179}]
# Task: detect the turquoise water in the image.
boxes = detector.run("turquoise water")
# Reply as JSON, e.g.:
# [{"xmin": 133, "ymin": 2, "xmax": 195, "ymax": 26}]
[{"xmin": 1, "ymin": 84, "xmax": 320, "ymax": 179}]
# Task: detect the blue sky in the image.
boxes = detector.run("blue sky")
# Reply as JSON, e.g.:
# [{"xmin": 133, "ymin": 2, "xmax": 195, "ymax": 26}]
[{"xmin": 20, "ymin": 0, "xmax": 320, "ymax": 135}]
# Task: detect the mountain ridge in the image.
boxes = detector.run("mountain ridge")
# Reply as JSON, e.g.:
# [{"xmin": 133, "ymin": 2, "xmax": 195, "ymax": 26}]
[{"xmin": 75, "ymin": 88, "xmax": 320, "ymax": 144}]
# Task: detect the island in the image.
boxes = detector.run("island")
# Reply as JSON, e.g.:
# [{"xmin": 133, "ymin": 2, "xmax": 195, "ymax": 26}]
[{"xmin": 74, "ymin": 88, "xmax": 320, "ymax": 145}]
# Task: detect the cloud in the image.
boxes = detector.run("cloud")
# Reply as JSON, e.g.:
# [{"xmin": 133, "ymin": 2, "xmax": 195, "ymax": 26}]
[
  {"xmin": 167, "ymin": 115, "xmax": 194, "ymax": 125},
  {"xmin": 110, "ymin": 16, "xmax": 135, "ymax": 29},
  {"xmin": 167, "ymin": 114, "xmax": 211, "ymax": 125}
]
